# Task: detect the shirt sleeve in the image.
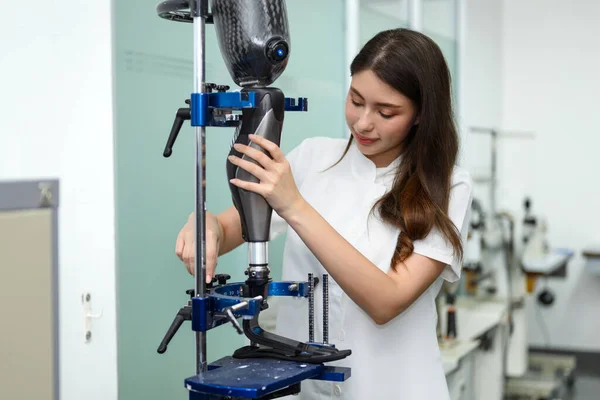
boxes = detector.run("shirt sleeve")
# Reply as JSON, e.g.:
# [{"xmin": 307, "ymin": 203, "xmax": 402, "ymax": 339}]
[
  {"xmin": 412, "ymin": 168, "xmax": 473, "ymax": 282},
  {"xmin": 269, "ymin": 138, "xmax": 313, "ymax": 240}
]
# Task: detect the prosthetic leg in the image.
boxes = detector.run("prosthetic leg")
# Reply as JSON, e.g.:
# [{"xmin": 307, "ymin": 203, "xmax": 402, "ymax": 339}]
[{"xmin": 154, "ymin": 1, "xmax": 351, "ymax": 398}]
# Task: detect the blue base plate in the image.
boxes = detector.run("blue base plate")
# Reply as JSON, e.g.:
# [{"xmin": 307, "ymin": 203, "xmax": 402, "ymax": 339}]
[{"xmin": 185, "ymin": 357, "xmax": 350, "ymax": 399}]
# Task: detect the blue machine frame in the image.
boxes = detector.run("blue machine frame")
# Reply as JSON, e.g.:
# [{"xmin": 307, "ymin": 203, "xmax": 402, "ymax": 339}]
[
  {"xmin": 159, "ymin": 89, "xmax": 350, "ymax": 400},
  {"xmin": 185, "ymin": 280, "xmax": 350, "ymax": 399}
]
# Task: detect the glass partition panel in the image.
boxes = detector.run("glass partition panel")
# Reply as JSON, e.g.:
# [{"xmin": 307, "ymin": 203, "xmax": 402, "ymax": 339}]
[
  {"xmin": 422, "ymin": 0, "xmax": 459, "ymax": 101},
  {"xmin": 360, "ymin": 0, "xmax": 409, "ymax": 47}
]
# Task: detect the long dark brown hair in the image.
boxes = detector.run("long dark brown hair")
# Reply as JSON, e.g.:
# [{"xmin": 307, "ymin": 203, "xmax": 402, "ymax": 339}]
[{"xmin": 339, "ymin": 28, "xmax": 463, "ymax": 269}]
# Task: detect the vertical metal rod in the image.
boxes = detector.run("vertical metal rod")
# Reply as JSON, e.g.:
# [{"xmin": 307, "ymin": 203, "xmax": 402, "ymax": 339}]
[
  {"xmin": 308, "ymin": 273, "xmax": 314, "ymax": 343},
  {"xmin": 490, "ymin": 130, "xmax": 497, "ymax": 216},
  {"xmin": 322, "ymin": 274, "xmax": 329, "ymax": 344},
  {"xmin": 469, "ymin": 127, "xmax": 501, "ymax": 216},
  {"xmin": 193, "ymin": 1, "xmax": 207, "ymax": 375}
]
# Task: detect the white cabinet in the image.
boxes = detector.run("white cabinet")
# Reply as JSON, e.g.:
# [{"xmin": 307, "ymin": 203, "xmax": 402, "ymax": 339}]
[
  {"xmin": 446, "ymin": 350, "xmax": 476, "ymax": 400},
  {"xmin": 442, "ymin": 339, "xmax": 478, "ymax": 400}
]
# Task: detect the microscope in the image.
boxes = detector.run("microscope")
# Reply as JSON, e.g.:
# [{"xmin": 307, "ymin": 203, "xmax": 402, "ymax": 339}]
[{"xmin": 154, "ymin": 1, "xmax": 351, "ymax": 399}]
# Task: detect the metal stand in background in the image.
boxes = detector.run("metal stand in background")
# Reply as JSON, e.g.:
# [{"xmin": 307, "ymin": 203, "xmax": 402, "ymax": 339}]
[
  {"xmin": 468, "ymin": 127, "xmax": 536, "ymax": 216},
  {"xmin": 466, "ymin": 126, "xmax": 536, "ymax": 313},
  {"xmin": 468, "ymin": 127, "xmax": 577, "ymax": 399},
  {"xmin": 467, "ymin": 126, "xmax": 537, "ymax": 312}
]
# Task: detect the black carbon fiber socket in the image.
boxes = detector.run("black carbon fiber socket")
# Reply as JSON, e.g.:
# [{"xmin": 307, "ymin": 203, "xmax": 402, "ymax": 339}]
[{"xmin": 211, "ymin": 0, "xmax": 291, "ymax": 87}]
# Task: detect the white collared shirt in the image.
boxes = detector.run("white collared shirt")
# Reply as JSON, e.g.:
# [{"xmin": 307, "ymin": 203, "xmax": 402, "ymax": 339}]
[{"xmin": 269, "ymin": 137, "xmax": 473, "ymax": 399}]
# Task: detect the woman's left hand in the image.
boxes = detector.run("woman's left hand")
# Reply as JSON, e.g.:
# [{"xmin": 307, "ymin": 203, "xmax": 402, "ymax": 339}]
[{"xmin": 228, "ymin": 134, "xmax": 305, "ymax": 220}]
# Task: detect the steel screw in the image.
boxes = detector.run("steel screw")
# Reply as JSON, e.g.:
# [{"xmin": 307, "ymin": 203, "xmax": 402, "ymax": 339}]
[
  {"xmin": 308, "ymin": 273, "xmax": 314, "ymax": 343},
  {"xmin": 323, "ymin": 274, "xmax": 329, "ymax": 344}
]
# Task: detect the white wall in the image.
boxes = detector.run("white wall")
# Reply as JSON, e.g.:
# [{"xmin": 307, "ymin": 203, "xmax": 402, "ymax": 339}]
[
  {"xmin": 502, "ymin": 0, "xmax": 600, "ymax": 351},
  {"xmin": 0, "ymin": 1, "xmax": 118, "ymax": 399}
]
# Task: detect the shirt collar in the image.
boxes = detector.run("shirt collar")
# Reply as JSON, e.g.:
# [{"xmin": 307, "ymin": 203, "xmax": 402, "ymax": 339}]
[{"xmin": 348, "ymin": 139, "xmax": 401, "ymax": 186}]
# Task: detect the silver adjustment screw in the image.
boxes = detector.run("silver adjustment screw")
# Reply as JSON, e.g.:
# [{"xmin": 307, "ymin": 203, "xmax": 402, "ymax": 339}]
[
  {"xmin": 308, "ymin": 273, "xmax": 314, "ymax": 343},
  {"xmin": 323, "ymin": 274, "xmax": 329, "ymax": 344}
]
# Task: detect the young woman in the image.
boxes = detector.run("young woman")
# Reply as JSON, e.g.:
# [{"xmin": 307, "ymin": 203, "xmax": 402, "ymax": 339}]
[{"xmin": 176, "ymin": 28, "xmax": 472, "ymax": 399}]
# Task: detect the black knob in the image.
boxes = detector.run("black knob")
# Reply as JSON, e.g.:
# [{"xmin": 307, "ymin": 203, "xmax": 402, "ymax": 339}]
[
  {"xmin": 215, "ymin": 274, "xmax": 231, "ymax": 285},
  {"xmin": 205, "ymin": 274, "xmax": 231, "ymax": 289},
  {"xmin": 538, "ymin": 289, "xmax": 555, "ymax": 306},
  {"xmin": 205, "ymin": 83, "xmax": 230, "ymax": 93}
]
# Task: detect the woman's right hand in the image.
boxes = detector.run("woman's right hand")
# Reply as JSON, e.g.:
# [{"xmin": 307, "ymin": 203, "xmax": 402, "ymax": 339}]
[{"xmin": 175, "ymin": 211, "xmax": 223, "ymax": 283}]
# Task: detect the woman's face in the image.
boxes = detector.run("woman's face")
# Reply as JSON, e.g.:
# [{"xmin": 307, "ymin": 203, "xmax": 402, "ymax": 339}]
[{"xmin": 345, "ymin": 69, "xmax": 419, "ymax": 168}]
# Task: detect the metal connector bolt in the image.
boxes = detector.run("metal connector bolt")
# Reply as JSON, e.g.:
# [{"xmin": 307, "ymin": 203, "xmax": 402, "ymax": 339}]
[
  {"xmin": 323, "ymin": 274, "xmax": 329, "ymax": 344},
  {"xmin": 308, "ymin": 273, "xmax": 314, "ymax": 343}
]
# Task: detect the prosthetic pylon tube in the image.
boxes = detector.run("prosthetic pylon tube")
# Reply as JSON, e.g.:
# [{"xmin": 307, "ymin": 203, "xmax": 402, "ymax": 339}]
[{"xmin": 226, "ymin": 87, "xmax": 284, "ymax": 299}]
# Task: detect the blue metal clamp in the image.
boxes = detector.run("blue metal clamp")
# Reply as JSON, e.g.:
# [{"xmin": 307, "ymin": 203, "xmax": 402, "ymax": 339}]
[
  {"xmin": 191, "ymin": 280, "xmax": 311, "ymax": 332},
  {"xmin": 190, "ymin": 92, "xmax": 308, "ymax": 127}
]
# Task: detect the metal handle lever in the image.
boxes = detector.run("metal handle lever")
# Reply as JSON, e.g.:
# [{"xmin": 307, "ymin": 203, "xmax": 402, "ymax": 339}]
[
  {"xmin": 82, "ymin": 293, "xmax": 103, "ymax": 343},
  {"xmin": 225, "ymin": 308, "xmax": 244, "ymax": 334},
  {"xmin": 223, "ymin": 296, "xmax": 263, "ymax": 335},
  {"xmin": 157, "ymin": 304, "xmax": 192, "ymax": 354}
]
